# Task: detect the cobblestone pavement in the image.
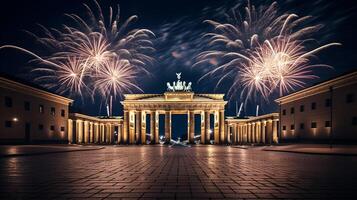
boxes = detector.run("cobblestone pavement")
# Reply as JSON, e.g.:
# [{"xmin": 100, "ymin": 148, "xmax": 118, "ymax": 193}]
[{"xmin": 1, "ymin": 146, "xmax": 357, "ymax": 199}]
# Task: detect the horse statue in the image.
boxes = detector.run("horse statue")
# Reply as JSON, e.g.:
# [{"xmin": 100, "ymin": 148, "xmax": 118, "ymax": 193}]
[
  {"xmin": 185, "ymin": 82, "xmax": 192, "ymax": 91},
  {"xmin": 167, "ymin": 82, "xmax": 174, "ymax": 91}
]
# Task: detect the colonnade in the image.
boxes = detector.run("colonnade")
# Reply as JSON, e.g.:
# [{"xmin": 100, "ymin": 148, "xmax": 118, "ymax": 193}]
[
  {"xmin": 226, "ymin": 113, "xmax": 279, "ymax": 145},
  {"xmin": 122, "ymin": 109, "xmax": 227, "ymax": 144},
  {"xmin": 67, "ymin": 117, "xmax": 122, "ymax": 144}
]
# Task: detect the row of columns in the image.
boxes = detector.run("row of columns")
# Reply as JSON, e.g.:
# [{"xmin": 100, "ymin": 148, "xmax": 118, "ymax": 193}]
[
  {"xmin": 122, "ymin": 110, "xmax": 227, "ymax": 144},
  {"xmin": 68, "ymin": 119, "xmax": 121, "ymax": 144},
  {"xmin": 227, "ymin": 119, "xmax": 279, "ymax": 144}
]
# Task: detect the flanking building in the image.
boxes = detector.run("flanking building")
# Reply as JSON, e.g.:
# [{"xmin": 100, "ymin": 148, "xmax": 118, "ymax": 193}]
[
  {"xmin": 275, "ymin": 70, "xmax": 357, "ymax": 143},
  {"xmin": 0, "ymin": 75, "xmax": 73, "ymax": 144},
  {"xmin": 68, "ymin": 113, "xmax": 122, "ymax": 144}
]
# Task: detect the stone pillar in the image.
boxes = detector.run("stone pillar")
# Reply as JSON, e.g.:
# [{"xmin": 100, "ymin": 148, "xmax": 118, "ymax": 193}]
[
  {"xmin": 68, "ymin": 119, "xmax": 73, "ymax": 144},
  {"xmin": 88, "ymin": 122, "xmax": 93, "ymax": 144},
  {"xmin": 76, "ymin": 120, "xmax": 83, "ymax": 143},
  {"xmin": 141, "ymin": 111, "xmax": 146, "ymax": 144},
  {"xmin": 225, "ymin": 123, "xmax": 229, "ymax": 144},
  {"xmin": 164, "ymin": 111, "xmax": 171, "ymax": 143},
  {"xmin": 135, "ymin": 111, "xmax": 141, "ymax": 144},
  {"xmin": 205, "ymin": 111, "xmax": 210, "ymax": 144},
  {"xmin": 155, "ymin": 111, "xmax": 159, "ymax": 144},
  {"xmin": 117, "ymin": 124, "xmax": 122, "ymax": 144},
  {"xmin": 94, "ymin": 123, "xmax": 99, "ymax": 143},
  {"xmin": 219, "ymin": 110, "xmax": 225, "ymax": 144},
  {"xmin": 266, "ymin": 120, "xmax": 273, "ymax": 144},
  {"xmin": 188, "ymin": 111, "xmax": 195, "ymax": 144},
  {"xmin": 100, "ymin": 123, "xmax": 105, "ymax": 143},
  {"xmin": 123, "ymin": 110, "xmax": 129, "ymax": 144},
  {"xmin": 273, "ymin": 120, "xmax": 278, "ymax": 143},
  {"xmin": 105, "ymin": 123, "xmax": 111, "ymax": 144},
  {"xmin": 256, "ymin": 122, "xmax": 260, "ymax": 143},
  {"xmin": 214, "ymin": 111, "xmax": 220, "ymax": 144},
  {"xmin": 200, "ymin": 111, "xmax": 205, "ymax": 144},
  {"xmin": 129, "ymin": 111, "xmax": 135, "ymax": 144},
  {"xmin": 247, "ymin": 123, "xmax": 251, "ymax": 143},
  {"xmin": 252, "ymin": 123, "xmax": 256, "ymax": 143},
  {"xmin": 261, "ymin": 121, "xmax": 266, "ymax": 144},
  {"xmin": 232, "ymin": 124, "xmax": 236, "ymax": 144},
  {"xmin": 150, "ymin": 111, "xmax": 155, "ymax": 144}
]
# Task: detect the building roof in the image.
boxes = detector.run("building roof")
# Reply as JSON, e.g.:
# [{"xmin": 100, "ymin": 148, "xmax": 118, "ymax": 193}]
[
  {"xmin": 122, "ymin": 92, "xmax": 226, "ymax": 103},
  {"xmin": 275, "ymin": 69, "xmax": 357, "ymax": 104},
  {"xmin": 0, "ymin": 73, "xmax": 73, "ymax": 105}
]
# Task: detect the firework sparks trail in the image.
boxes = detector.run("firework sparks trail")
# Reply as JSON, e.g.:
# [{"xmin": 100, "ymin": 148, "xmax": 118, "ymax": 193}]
[
  {"xmin": 94, "ymin": 58, "xmax": 143, "ymax": 99},
  {"xmin": 1, "ymin": 0, "xmax": 155, "ymax": 100},
  {"xmin": 195, "ymin": 1, "xmax": 340, "ymax": 102}
]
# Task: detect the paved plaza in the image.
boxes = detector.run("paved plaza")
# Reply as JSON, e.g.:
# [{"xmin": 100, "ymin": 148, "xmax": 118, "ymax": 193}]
[{"xmin": 1, "ymin": 146, "xmax": 357, "ymax": 199}]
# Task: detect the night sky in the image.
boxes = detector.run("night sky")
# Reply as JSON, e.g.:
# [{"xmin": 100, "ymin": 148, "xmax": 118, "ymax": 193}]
[{"xmin": 1, "ymin": 0, "xmax": 357, "ymax": 122}]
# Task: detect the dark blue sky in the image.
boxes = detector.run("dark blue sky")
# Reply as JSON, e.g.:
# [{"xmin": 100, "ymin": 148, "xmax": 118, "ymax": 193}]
[{"xmin": 1, "ymin": 0, "xmax": 357, "ymax": 118}]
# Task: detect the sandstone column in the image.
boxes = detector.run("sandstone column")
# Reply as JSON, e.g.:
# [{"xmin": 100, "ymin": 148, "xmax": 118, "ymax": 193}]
[
  {"xmin": 129, "ymin": 111, "xmax": 135, "ymax": 144},
  {"xmin": 150, "ymin": 111, "xmax": 155, "ymax": 144},
  {"xmin": 155, "ymin": 111, "xmax": 159, "ymax": 144},
  {"xmin": 188, "ymin": 111, "xmax": 195, "ymax": 144},
  {"xmin": 89, "ymin": 122, "xmax": 93, "ymax": 143},
  {"xmin": 200, "ymin": 111, "xmax": 206, "ymax": 144},
  {"xmin": 214, "ymin": 110, "xmax": 220, "ymax": 144},
  {"xmin": 141, "ymin": 111, "xmax": 146, "ymax": 144},
  {"xmin": 123, "ymin": 110, "xmax": 129, "ymax": 144},
  {"xmin": 76, "ymin": 120, "xmax": 83, "ymax": 143},
  {"xmin": 165, "ymin": 111, "xmax": 171, "ymax": 143},
  {"xmin": 219, "ymin": 110, "xmax": 225, "ymax": 144},
  {"xmin": 67, "ymin": 119, "xmax": 73, "ymax": 144},
  {"xmin": 117, "ymin": 124, "xmax": 122, "ymax": 144},
  {"xmin": 266, "ymin": 120, "xmax": 273, "ymax": 144},
  {"xmin": 135, "ymin": 111, "xmax": 141, "ymax": 144},
  {"xmin": 94, "ymin": 123, "xmax": 99, "ymax": 143},
  {"xmin": 261, "ymin": 121, "xmax": 266, "ymax": 144},
  {"xmin": 273, "ymin": 119, "xmax": 278, "ymax": 143},
  {"xmin": 205, "ymin": 111, "xmax": 210, "ymax": 144}
]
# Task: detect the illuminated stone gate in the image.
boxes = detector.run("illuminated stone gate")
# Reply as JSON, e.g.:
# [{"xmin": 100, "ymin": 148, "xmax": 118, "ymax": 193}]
[{"xmin": 121, "ymin": 73, "xmax": 227, "ymax": 144}]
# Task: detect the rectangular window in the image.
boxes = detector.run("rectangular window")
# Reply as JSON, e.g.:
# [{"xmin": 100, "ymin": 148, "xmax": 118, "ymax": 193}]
[
  {"xmin": 325, "ymin": 121, "xmax": 331, "ymax": 127},
  {"xmin": 311, "ymin": 102, "xmax": 316, "ymax": 110},
  {"xmin": 61, "ymin": 109, "xmax": 65, "ymax": 117},
  {"xmin": 50, "ymin": 107, "xmax": 55, "ymax": 116},
  {"xmin": 311, "ymin": 122, "xmax": 317, "ymax": 128},
  {"xmin": 325, "ymin": 98, "xmax": 331, "ymax": 107},
  {"xmin": 5, "ymin": 121, "xmax": 12, "ymax": 128},
  {"xmin": 290, "ymin": 124, "xmax": 295, "ymax": 130},
  {"xmin": 60, "ymin": 127, "xmax": 65, "ymax": 132},
  {"xmin": 300, "ymin": 105, "xmax": 304, "ymax": 112},
  {"xmin": 346, "ymin": 93, "xmax": 355, "ymax": 103},
  {"xmin": 50, "ymin": 125, "xmax": 55, "ymax": 131},
  {"xmin": 39, "ymin": 105, "xmax": 44, "ymax": 113},
  {"xmin": 24, "ymin": 101, "xmax": 30, "ymax": 111},
  {"xmin": 282, "ymin": 125, "xmax": 286, "ymax": 130},
  {"xmin": 290, "ymin": 107, "xmax": 295, "ymax": 114},
  {"xmin": 38, "ymin": 124, "xmax": 44, "ymax": 130},
  {"xmin": 282, "ymin": 109, "xmax": 286, "ymax": 115},
  {"xmin": 352, "ymin": 117, "xmax": 357, "ymax": 126},
  {"xmin": 300, "ymin": 123, "xmax": 305, "ymax": 130},
  {"xmin": 4, "ymin": 97, "xmax": 12, "ymax": 107}
]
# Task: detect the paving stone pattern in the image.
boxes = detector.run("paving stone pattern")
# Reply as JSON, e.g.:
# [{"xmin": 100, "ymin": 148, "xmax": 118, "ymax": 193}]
[{"xmin": 0, "ymin": 146, "xmax": 357, "ymax": 199}]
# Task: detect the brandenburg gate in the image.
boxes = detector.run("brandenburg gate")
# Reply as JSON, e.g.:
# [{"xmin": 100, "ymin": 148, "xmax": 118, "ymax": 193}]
[
  {"xmin": 121, "ymin": 73, "xmax": 227, "ymax": 144},
  {"xmin": 68, "ymin": 73, "xmax": 279, "ymax": 145}
]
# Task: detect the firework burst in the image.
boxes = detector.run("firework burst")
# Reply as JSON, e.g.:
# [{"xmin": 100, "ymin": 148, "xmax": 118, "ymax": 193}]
[
  {"xmin": 94, "ymin": 58, "xmax": 142, "ymax": 99},
  {"xmin": 195, "ymin": 1, "xmax": 340, "ymax": 102},
  {"xmin": 1, "ymin": 0, "xmax": 155, "ymax": 100}
]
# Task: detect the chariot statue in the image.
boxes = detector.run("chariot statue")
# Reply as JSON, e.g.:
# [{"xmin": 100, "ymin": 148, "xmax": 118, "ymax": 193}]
[{"xmin": 166, "ymin": 72, "xmax": 192, "ymax": 92}]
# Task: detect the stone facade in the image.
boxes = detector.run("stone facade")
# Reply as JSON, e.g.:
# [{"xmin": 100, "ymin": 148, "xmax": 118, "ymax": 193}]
[
  {"xmin": 275, "ymin": 71, "xmax": 357, "ymax": 143},
  {"xmin": 0, "ymin": 76, "xmax": 73, "ymax": 143}
]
